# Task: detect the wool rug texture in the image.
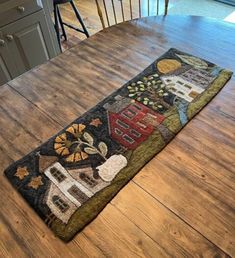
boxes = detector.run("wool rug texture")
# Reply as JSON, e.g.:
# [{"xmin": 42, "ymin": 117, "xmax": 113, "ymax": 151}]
[{"xmin": 4, "ymin": 48, "xmax": 233, "ymax": 242}]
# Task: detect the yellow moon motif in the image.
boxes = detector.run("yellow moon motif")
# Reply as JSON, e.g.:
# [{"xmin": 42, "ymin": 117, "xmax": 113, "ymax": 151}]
[{"xmin": 157, "ymin": 59, "xmax": 181, "ymax": 74}]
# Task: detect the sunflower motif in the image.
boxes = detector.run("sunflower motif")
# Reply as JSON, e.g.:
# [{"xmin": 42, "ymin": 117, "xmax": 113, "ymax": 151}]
[
  {"xmin": 65, "ymin": 151, "xmax": 88, "ymax": 163},
  {"xmin": 54, "ymin": 123, "xmax": 107, "ymax": 163},
  {"xmin": 66, "ymin": 123, "xmax": 86, "ymax": 138},
  {"xmin": 54, "ymin": 133, "xmax": 71, "ymax": 156},
  {"xmin": 54, "ymin": 123, "xmax": 89, "ymax": 163}
]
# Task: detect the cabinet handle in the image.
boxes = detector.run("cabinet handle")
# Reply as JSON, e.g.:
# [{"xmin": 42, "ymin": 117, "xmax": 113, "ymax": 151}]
[
  {"xmin": 17, "ymin": 6, "xmax": 25, "ymax": 12},
  {"xmin": 0, "ymin": 39, "xmax": 5, "ymax": 46},
  {"xmin": 6, "ymin": 35, "xmax": 14, "ymax": 41}
]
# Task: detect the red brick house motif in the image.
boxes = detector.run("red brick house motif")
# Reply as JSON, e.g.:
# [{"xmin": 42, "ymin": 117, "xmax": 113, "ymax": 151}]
[{"xmin": 104, "ymin": 95, "xmax": 165, "ymax": 149}]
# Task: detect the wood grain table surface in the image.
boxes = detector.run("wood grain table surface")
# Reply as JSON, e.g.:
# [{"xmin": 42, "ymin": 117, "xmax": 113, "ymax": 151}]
[{"xmin": 0, "ymin": 15, "xmax": 234, "ymax": 258}]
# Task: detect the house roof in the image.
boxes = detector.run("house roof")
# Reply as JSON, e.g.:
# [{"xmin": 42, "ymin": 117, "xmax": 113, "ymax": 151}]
[
  {"xmin": 103, "ymin": 95, "xmax": 132, "ymax": 113},
  {"xmin": 38, "ymin": 154, "xmax": 58, "ymax": 173}
]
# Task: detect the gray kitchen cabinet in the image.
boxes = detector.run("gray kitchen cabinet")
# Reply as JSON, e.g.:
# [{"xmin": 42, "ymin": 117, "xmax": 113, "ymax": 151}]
[
  {"xmin": 0, "ymin": 0, "xmax": 60, "ymax": 86},
  {"xmin": 0, "ymin": 31, "xmax": 19, "ymax": 85},
  {"xmin": 2, "ymin": 10, "xmax": 56, "ymax": 75}
]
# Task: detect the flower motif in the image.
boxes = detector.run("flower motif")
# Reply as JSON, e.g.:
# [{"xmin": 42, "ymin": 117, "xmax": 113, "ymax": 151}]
[
  {"xmin": 54, "ymin": 123, "xmax": 104, "ymax": 163},
  {"xmin": 65, "ymin": 151, "xmax": 88, "ymax": 163},
  {"xmin": 66, "ymin": 124, "xmax": 86, "ymax": 138},
  {"xmin": 54, "ymin": 133, "xmax": 70, "ymax": 156}
]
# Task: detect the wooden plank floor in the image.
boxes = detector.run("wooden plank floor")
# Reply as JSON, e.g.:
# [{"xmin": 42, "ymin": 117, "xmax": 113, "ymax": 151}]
[{"xmin": 0, "ymin": 15, "xmax": 235, "ymax": 257}]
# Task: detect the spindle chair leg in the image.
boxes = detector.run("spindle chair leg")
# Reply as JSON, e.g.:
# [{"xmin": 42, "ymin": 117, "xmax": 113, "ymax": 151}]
[
  {"xmin": 96, "ymin": 0, "xmax": 106, "ymax": 28},
  {"xmin": 95, "ymin": 0, "xmax": 169, "ymax": 29}
]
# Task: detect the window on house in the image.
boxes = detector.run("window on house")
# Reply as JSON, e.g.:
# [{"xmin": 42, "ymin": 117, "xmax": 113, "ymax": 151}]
[
  {"xmin": 123, "ymin": 134, "xmax": 135, "ymax": 144},
  {"xmin": 196, "ymin": 75, "xmax": 204, "ymax": 80},
  {"xmin": 68, "ymin": 185, "xmax": 89, "ymax": 203},
  {"xmin": 184, "ymin": 84, "xmax": 192, "ymax": 89},
  {"xmin": 121, "ymin": 108, "xmax": 136, "ymax": 119},
  {"xmin": 182, "ymin": 74, "xmax": 190, "ymax": 79},
  {"xmin": 137, "ymin": 121, "xmax": 147, "ymax": 129},
  {"xmin": 116, "ymin": 119, "xmax": 129, "ymax": 129},
  {"xmin": 177, "ymin": 91, "xmax": 185, "ymax": 95},
  {"xmin": 52, "ymin": 195, "xmax": 69, "ymax": 213},
  {"xmin": 133, "ymin": 104, "xmax": 142, "ymax": 110},
  {"xmin": 115, "ymin": 128, "xmax": 123, "ymax": 136},
  {"xmin": 177, "ymin": 80, "xmax": 184, "ymax": 85},
  {"xmin": 130, "ymin": 129, "xmax": 141, "ymax": 138},
  {"xmin": 50, "ymin": 167, "xmax": 66, "ymax": 183},
  {"xmin": 200, "ymin": 70, "xmax": 207, "ymax": 75},
  {"xmin": 79, "ymin": 173, "xmax": 98, "ymax": 187}
]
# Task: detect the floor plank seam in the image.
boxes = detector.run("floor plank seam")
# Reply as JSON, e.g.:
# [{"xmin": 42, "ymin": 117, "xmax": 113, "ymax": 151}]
[
  {"xmin": 0, "ymin": 105, "xmax": 42, "ymax": 143},
  {"xmin": 132, "ymin": 181, "xmax": 232, "ymax": 257},
  {"xmin": 6, "ymin": 83, "xmax": 63, "ymax": 129},
  {"xmin": 81, "ymin": 231, "xmax": 113, "ymax": 257},
  {"xmin": 0, "ymin": 213, "xmax": 34, "ymax": 257},
  {"xmin": 110, "ymin": 202, "xmax": 173, "ymax": 257},
  {"xmin": 177, "ymin": 137, "xmax": 234, "ymax": 173}
]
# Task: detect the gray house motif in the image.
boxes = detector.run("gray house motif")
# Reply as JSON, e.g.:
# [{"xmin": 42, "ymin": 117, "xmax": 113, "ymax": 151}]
[
  {"xmin": 179, "ymin": 67, "xmax": 215, "ymax": 89},
  {"xmin": 161, "ymin": 67, "xmax": 215, "ymax": 102}
]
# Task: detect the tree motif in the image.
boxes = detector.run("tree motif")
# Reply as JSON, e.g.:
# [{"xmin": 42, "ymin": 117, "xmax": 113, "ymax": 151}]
[{"xmin": 127, "ymin": 73, "xmax": 170, "ymax": 112}]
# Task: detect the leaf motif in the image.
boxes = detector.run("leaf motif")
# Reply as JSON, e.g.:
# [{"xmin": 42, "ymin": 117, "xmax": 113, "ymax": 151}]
[
  {"xmin": 84, "ymin": 147, "xmax": 98, "ymax": 155},
  {"xmin": 98, "ymin": 142, "xmax": 108, "ymax": 157},
  {"xmin": 83, "ymin": 132, "xmax": 94, "ymax": 145},
  {"xmin": 176, "ymin": 54, "xmax": 208, "ymax": 69},
  {"xmin": 129, "ymin": 93, "xmax": 136, "ymax": 98}
]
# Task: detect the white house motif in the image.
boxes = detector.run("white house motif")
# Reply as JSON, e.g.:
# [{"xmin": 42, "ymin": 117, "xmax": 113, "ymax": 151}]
[
  {"xmin": 40, "ymin": 153, "xmax": 127, "ymax": 224},
  {"xmin": 45, "ymin": 182, "xmax": 77, "ymax": 224},
  {"xmin": 44, "ymin": 162, "xmax": 94, "ymax": 206},
  {"xmin": 44, "ymin": 162, "xmax": 95, "ymax": 223},
  {"xmin": 161, "ymin": 75, "xmax": 204, "ymax": 102},
  {"xmin": 161, "ymin": 67, "xmax": 215, "ymax": 102}
]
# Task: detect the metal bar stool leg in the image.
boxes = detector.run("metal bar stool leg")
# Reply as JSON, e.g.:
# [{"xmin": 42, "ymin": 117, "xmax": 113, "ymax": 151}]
[
  {"xmin": 57, "ymin": 6, "xmax": 67, "ymax": 41},
  {"xmin": 53, "ymin": 4, "xmax": 62, "ymax": 50},
  {"xmin": 70, "ymin": 0, "xmax": 89, "ymax": 37}
]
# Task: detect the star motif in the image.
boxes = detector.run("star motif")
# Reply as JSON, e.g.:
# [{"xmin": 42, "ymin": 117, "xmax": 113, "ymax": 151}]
[
  {"xmin": 28, "ymin": 176, "xmax": 43, "ymax": 190},
  {"xmin": 89, "ymin": 118, "xmax": 102, "ymax": 127},
  {"xmin": 15, "ymin": 166, "xmax": 29, "ymax": 180}
]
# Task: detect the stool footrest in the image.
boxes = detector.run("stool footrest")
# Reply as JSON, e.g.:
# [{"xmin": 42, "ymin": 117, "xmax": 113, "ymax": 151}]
[{"xmin": 62, "ymin": 22, "xmax": 87, "ymax": 34}]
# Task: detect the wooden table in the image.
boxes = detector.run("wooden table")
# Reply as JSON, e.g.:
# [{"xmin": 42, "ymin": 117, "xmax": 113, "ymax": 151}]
[{"xmin": 0, "ymin": 15, "xmax": 234, "ymax": 257}]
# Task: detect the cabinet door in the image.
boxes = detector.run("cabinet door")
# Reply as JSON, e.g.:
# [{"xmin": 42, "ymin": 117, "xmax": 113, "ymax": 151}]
[
  {"xmin": 2, "ymin": 10, "xmax": 55, "ymax": 75},
  {"xmin": 0, "ymin": 31, "xmax": 18, "ymax": 86}
]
